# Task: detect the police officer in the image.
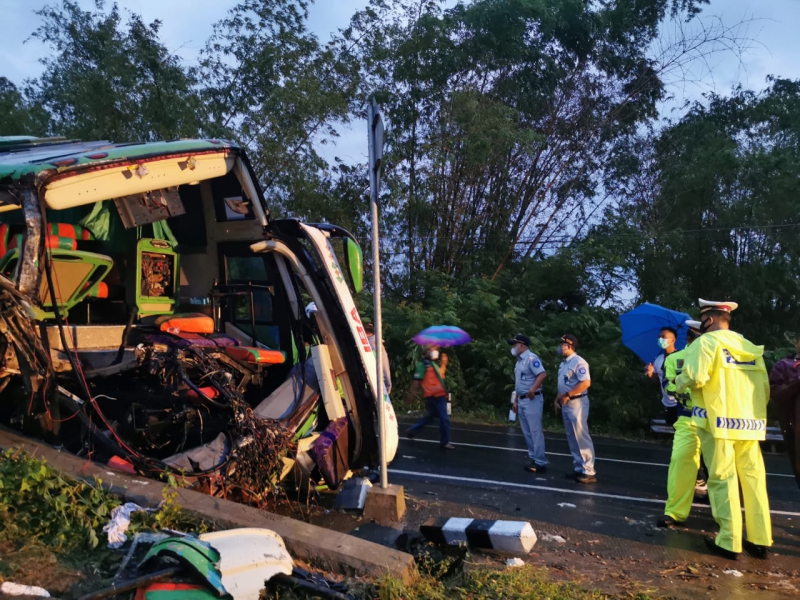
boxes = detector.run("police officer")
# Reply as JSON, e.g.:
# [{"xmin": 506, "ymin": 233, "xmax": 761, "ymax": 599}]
[
  {"xmin": 676, "ymin": 299, "xmax": 772, "ymax": 560},
  {"xmin": 555, "ymin": 334, "xmax": 596, "ymax": 484},
  {"xmin": 658, "ymin": 320, "xmax": 704, "ymax": 528},
  {"xmin": 508, "ymin": 334, "xmax": 548, "ymax": 473}
]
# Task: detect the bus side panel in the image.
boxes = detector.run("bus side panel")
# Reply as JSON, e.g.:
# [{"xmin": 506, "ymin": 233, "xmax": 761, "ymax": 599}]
[{"xmin": 299, "ymin": 224, "xmax": 399, "ymax": 464}]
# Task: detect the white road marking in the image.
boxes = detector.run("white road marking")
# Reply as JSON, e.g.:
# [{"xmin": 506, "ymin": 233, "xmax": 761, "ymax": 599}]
[
  {"xmin": 389, "ymin": 469, "xmax": 800, "ymax": 517},
  {"xmin": 399, "ymin": 437, "xmax": 794, "ymax": 478}
]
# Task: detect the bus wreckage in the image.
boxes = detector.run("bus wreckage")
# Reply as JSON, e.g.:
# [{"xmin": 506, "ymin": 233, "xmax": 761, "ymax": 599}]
[{"xmin": 0, "ymin": 136, "xmax": 398, "ymax": 506}]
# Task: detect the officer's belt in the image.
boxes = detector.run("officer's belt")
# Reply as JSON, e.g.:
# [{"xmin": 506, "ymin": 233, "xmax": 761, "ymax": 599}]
[
  {"xmin": 519, "ymin": 390, "xmax": 544, "ymax": 398},
  {"xmin": 565, "ymin": 393, "xmax": 587, "ymax": 399}
]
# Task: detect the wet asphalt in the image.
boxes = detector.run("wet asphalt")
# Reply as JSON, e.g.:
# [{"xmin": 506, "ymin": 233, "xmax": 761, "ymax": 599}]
[{"xmin": 389, "ymin": 419, "xmax": 800, "ymax": 564}]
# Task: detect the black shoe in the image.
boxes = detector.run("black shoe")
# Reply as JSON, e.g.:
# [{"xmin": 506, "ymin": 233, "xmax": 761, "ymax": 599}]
[
  {"xmin": 657, "ymin": 515, "xmax": 683, "ymax": 528},
  {"xmin": 440, "ymin": 443, "xmax": 456, "ymax": 450},
  {"xmin": 743, "ymin": 539, "xmax": 769, "ymax": 560},
  {"xmin": 525, "ymin": 462, "xmax": 547, "ymax": 473},
  {"xmin": 576, "ymin": 473, "xmax": 597, "ymax": 484},
  {"xmin": 705, "ymin": 535, "xmax": 739, "ymax": 560},
  {"xmin": 405, "ymin": 429, "xmax": 416, "ymax": 439}
]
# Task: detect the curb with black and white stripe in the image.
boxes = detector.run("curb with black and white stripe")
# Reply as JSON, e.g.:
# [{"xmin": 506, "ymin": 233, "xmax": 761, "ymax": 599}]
[{"xmin": 420, "ymin": 518, "xmax": 537, "ymax": 554}]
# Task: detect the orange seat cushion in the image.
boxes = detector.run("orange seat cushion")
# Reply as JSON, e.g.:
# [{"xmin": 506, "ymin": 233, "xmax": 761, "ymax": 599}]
[
  {"xmin": 8, "ymin": 234, "xmax": 77, "ymax": 252},
  {"xmin": 49, "ymin": 222, "xmax": 93, "ymax": 240},
  {"xmin": 225, "ymin": 346, "xmax": 286, "ymax": 365},
  {"xmin": 155, "ymin": 313, "xmax": 214, "ymax": 334}
]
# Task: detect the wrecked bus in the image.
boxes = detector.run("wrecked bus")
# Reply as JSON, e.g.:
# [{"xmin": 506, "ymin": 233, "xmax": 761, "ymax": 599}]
[{"xmin": 0, "ymin": 136, "xmax": 398, "ymax": 502}]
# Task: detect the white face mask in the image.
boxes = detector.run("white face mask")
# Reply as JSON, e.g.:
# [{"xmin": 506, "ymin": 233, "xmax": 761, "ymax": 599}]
[
  {"xmin": 511, "ymin": 347, "xmax": 519, "ymax": 357},
  {"xmin": 657, "ymin": 338, "xmax": 671, "ymax": 350},
  {"xmin": 428, "ymin": 350, "xmax": 439, "ymax": 360}
]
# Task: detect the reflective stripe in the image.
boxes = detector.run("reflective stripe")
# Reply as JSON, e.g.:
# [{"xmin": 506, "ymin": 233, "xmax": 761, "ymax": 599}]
[
  {"xmin": 715, "ymin": 417, "xmax": 766, "ymax": 431},
  {"xmin": 692, "ymin": 406, "xmax": 707, "ymax": 419}
]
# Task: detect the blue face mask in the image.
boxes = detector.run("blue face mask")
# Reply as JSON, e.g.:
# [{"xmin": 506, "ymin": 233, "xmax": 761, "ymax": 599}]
[
  {"xmin": 657, "ymin": 338, "xmax": 671, "ymax": 350},
  {"xmin": 556, "ymin": 346, "xmax": 564, "ymax": 356}
]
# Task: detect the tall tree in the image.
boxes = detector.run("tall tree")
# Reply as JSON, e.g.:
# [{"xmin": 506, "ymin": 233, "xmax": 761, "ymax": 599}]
[
  {"xmin": 200, "ymin": 0, "xmax": 362, "ymax": 218},
  {"xmin": 343, "ymin": 0, "xmax": 752, "ymax": 290},
  {"xmin": 0, "ymin": 78, "xmax": 48, "ymax": 136},
  {"xmin": 26, "ymin": 0, "xmax": 205, "ymax": 141}
]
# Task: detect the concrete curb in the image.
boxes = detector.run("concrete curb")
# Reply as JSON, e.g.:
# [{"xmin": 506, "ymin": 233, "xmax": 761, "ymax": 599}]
[{"xmin": 0, "ymin": 427, "xmax": 417, "ymax": 584}]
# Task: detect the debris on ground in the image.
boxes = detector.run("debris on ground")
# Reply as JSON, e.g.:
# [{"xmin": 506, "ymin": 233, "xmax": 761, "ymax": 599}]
[
  {"xmin": 540, "ymin": 533, "xmax": 567, "ymax": 543},
  {"xmin": 0, "ymin": 582, "xmax": 51, "ymax": 597},
  {"xmin": 723, "ymin": 569, "xmax": 744, "ymax": 577},
  {"xmin": 506, "ymin": 557, "xmax": 525, "ymax": 568},
  {"xmin": 103, "ymin": 502, "xmax": 156, "ymax": 548}
]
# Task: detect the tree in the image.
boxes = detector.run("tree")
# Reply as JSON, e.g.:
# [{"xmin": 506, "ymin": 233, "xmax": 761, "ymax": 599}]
[
  {"xmin": 26, "ymin": 1, "xmax": 205, "ymax": 141},
  {"xmin": 200, "ymin": 0, "xmax": 362, "ymax": 218},
  {"xmin": 590, "ymin": 78, "xmax": 800, "ymax": 344},
  {"xmin": 0, "ymin": 78, "xmax": 49, "ymax": 136},
  {"xmin": 343, "ymin": 0, "xmax": 729, "ymax": 291}
]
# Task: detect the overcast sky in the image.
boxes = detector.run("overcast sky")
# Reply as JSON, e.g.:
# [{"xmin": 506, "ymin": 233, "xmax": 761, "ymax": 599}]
[{"xmin": 2, "ymin": 0, "xmax": 800, "ymax": 164}]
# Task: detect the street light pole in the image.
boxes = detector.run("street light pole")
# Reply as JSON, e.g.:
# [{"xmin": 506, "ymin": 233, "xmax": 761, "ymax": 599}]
[{"xmin": 367, "ymin": 98, "xmax": 387, "ymax": 489}]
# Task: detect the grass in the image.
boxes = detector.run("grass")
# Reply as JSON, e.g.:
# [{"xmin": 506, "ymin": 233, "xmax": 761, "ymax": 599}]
[{"xmin": 374, "ymin": 566, "xmax": 654, "ymax": 600}]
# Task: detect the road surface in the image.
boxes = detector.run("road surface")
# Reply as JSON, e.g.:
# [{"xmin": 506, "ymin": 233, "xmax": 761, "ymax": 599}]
[{"xmin": 389, "ymin": 419, "xmax": 800, "ymax": 565}]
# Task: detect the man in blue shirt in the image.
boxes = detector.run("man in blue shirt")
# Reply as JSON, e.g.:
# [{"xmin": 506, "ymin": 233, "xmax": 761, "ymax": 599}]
[
  {"xmin": 555, "ymin": 334, "xmax": 596, "ymax": 484},
  {"xmin": 509, "ymin": 334, "xmax": 548, "ymax": 473}
]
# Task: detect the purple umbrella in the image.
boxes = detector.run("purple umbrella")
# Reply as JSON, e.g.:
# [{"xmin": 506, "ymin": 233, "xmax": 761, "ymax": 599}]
[{"xmin": 413, "ymin": 325, "xmax": 472, "ymax": 347}]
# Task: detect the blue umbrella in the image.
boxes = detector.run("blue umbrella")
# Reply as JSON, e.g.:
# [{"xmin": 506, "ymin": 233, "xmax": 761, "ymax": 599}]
[
  {"xmin": 413, "ymin": 325, "xmax": 472, "ymax": 347},
  {"xmin": 619, "ymin": 303, "xmax": 691, "ymax": 363}
]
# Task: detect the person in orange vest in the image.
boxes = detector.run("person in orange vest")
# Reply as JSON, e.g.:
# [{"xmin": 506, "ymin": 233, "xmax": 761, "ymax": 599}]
[{"xmin": 406, "ymin": 345, "xmax": 455, "ymax": 449}]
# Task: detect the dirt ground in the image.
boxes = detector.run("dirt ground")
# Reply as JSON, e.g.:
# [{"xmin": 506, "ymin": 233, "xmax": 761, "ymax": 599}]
[{"xmin": 274, "ymin": 490, "xmax": 800, "ymax": 600}]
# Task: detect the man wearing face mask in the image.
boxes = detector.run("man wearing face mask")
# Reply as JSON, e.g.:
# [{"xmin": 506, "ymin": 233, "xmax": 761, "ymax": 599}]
[
  {"xmin": 406, "ymin": 345, "xmax": 455, "ymax": 449},
  {"xmin": 676, "ymin": 299, "xmax": 772, "ymax": 560},
  {"xmin": 658, "ymin": 321, "xmax": 705, "ymax": 528},
  {"xmin": 555, "ymin": 334, "xmax": 596, "ymax": 484},
  {"xmin": 508, "ymin": 334, "xmax": 548, "ymax": 473},
  {"xmin": 647, "ymin": 328, "xmax": 680, "ymax": 426}
]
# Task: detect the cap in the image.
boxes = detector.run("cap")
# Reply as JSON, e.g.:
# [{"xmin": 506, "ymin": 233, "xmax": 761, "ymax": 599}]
[
  {"xmin": 305, "ymin": 302, "xmax": 318, "ymax": 318},
  {"xmin": 558, "ymin": 334, "xmax": 578, "ymax": 348},
  {"xmin": 685, "ymin": 319, "xmax": 702, "ymax": 331},
  {"xmin": 507, "ymin": 334, "xmax": 531, "ymax": 347},
  {"xmin": 699, "ymin": 299, "xmax": 738, "ymax": 315}
]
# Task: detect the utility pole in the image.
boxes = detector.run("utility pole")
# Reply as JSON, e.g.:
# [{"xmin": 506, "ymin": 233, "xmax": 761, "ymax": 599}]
[{"xmin": 367, "ymin": 98, "xmax": 387, "ymax": 489}]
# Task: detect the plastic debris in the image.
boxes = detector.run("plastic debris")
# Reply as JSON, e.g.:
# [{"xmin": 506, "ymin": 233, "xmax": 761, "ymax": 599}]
[
  {"xmin": 557, "ymin": 502, "xmax": 576, "ymax": 508},
  {"xmin": 103, "ymin": 502, "xmax": 156, "ymax": 548},
  {"xmin": 0, "ymin": 582, "xmax": 50, "ymax": 597},
  {"xmin": 723, "ymin": 569, "xmax": 743, "ymax": 578},
  {"xmin": 506, "ymin": 557, "xmax": 525, "ymax": 568},
  {"xmin": 540, "ymin": 533, "xmax": 566, "ymax": 543}
]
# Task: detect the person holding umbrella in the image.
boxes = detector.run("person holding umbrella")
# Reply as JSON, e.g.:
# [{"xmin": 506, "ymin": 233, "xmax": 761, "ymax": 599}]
[
  {"xmin": 405, "ymin": 345, "xmax": 454, "ymax": 449},
  {"xmin": 646, "ymin": 327, "xmax": 680, "ymax": 426},
  {"xmin": 508, "ymin": 334, "xmax": 548, "ymax": 473},
  {"xmin": 658, "ymin": 320, "xmax": 705, "ymax": 528}
]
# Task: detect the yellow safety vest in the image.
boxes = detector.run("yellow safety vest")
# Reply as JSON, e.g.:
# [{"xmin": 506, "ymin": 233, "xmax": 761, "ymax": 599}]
[{"xmin": 676, "ymin": 329, "xmax": 770, "ymax": 440}]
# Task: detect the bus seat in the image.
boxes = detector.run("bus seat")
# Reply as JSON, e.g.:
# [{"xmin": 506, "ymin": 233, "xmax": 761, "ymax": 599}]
[
  {"xmin": 225, "ymin": 346, "xmax": 286, "ymax": 365},
  {"xmin": 0, "ymin": 222, "xmax": 113, "ymax": 319}
]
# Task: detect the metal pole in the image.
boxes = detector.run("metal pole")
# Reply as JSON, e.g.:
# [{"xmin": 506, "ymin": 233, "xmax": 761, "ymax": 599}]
[{"xmin": 368, "ymin": 101, "xmax": 388, "ymax": 489}]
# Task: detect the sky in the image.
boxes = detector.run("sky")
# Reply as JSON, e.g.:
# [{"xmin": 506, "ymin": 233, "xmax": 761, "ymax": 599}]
[{"xmin": 2, "ymin": 0, "xmax": 800, "ymax": 165}]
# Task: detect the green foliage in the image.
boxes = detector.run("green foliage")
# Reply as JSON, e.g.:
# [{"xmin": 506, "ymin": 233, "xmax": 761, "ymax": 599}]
[
  {"xmin": 375, "ymin": 564, "xmax": 653, "ymax": 600},
  {"xmin": 0, "ymin": 450, "xmax": 206, "ymax": 553},
  {"xmin": 0, "ymin": 77, "xmax": 49, "ymax": 136},
  {"xmin": 24, "ymin": 1, "xmax": 207, "ymax": 141},
  {"xmin": 0, "ymin": 449, "xmax": 121, "ymax": 549},
  {"xmin": 386, "ymin": 258, "xmax": 656, "ymax": 435}
]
